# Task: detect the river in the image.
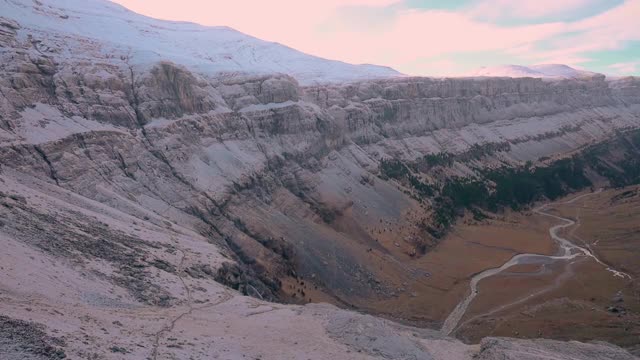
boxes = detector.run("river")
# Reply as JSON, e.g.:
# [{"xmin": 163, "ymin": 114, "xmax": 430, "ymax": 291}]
[{"xmin": 441, "ymin": 190, "xmax": 632, "ymax": 335}]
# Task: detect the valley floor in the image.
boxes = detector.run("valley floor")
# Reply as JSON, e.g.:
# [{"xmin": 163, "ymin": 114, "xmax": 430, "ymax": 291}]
[
  {"xmin": 449, "ymin": 186, "xmax": 640, "ymax": 355},
  {"xmin": 362, "ymin": 206, "xmax": 560, "ymax": 326}
]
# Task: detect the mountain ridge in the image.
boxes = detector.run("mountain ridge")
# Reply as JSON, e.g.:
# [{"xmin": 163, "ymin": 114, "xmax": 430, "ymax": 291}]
[{"xmin": 0, "ymin": 0, "xmax": 402, "ymax": 84}]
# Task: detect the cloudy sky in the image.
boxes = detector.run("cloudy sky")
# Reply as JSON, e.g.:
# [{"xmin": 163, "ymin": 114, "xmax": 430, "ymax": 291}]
[{"xmin": 111, "ymin": 0, "xmax": 640, "ymax": 76}]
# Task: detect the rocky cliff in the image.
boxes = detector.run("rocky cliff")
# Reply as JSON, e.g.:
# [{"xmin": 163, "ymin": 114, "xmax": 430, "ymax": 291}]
[{"xmin": 1, "ymin": 1, "xmax": 640, "ymax": 359}]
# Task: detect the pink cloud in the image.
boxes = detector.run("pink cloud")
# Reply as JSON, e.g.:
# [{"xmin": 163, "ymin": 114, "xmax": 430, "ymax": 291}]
[
  {"xmin": 109, "ymin": 0, "xmax": 400, "ymax": 61},
  {"xmin": 512, "ymin": 1, "xmax": 640, "ymax": 67},
  {"xmin": 608, "ymin": 61, "xmax": 640, "ymax": 75},
  {"xmin": 300, "ymin": 9, "xmax": 567, "ymax": 72},
  {"xmin": 109, "ymin": 0, "xmax": 639, "ymax": 76},
  {"xmin": 469, "ymin": 0, "xmax": 602, "ymax": 20}
]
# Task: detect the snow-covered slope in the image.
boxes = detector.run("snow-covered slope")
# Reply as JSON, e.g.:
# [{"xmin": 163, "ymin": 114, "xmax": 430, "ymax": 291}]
[
  {"xmin": 469, "ymin": 65, "xmax": 546, "ymax": 78},
  {"xmin": 0, "ymin": 0, "xmax": 401, "ymax": 84},
  {"xmin": 529, "ymin": 64, "xmax": 599, "ymax": 78},
  {"xmin": 469, "ymin": 64, "xmax": 601, "ymax": 79}
]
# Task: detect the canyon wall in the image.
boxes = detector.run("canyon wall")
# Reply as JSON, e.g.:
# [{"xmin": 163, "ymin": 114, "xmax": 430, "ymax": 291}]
[
  {"xmin": 2, "ymin": 24, "xmax": 640, "ymax": 320},
  {"xmin": 2, "ymin": 5, "xmax": 640, "ymax": 358}
]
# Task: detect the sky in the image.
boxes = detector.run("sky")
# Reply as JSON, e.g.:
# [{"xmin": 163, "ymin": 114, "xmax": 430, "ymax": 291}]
[{"xmin": 110, "ymin": 0, "xmax": 640, "ymax": 76}]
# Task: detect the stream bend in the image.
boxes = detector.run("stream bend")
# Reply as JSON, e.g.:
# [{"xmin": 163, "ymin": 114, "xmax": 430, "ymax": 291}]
[{"xmin": 440, "ymin": 190, "xmax": 631, "ymax": 335}]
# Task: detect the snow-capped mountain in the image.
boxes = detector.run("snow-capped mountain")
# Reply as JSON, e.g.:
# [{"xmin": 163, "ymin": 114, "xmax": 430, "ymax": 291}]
[
  {"xmin": 469, "ymin": 65, "xmax": 544, "ymax": 78},
  {"xmin": 2, "ymin": 1, "xmax": 640, "ymax": 359},
  {"xmin": 0, "ymin": 0, "xmax": 401, "ymax": 84},
  {"xmin": 528, "ymin": 64, "xmax": 599, "ymax": 78},
  {"xmin": 469, "ymin": 64, "xmax": 601, "ymax": 79}
]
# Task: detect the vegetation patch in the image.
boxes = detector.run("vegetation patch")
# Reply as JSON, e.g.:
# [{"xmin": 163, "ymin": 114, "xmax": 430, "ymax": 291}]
[
  {"xmin": 381, "ymin": 130, "xmax": 640, "ymax": 238},
  {"xmin": 0, "ymin": 315, "xmax": 66, "ymax": 360}
]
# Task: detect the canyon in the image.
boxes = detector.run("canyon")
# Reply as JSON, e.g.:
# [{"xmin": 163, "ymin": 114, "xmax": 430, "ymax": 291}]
[{"xmin": 1, "ymin": 0, "xmax": 640, "ymax": 359}]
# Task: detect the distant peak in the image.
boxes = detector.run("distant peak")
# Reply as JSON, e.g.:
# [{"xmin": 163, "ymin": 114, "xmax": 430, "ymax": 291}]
[{"xmin": 468, "ymin": 64, "xmax": 601, "ymax": 79}]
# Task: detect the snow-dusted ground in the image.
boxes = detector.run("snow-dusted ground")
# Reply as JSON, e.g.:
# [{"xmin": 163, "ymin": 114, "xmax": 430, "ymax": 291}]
[
  {"xmin": 1, "ymin": 168, "xmax": 636, "ymax": 359},
  {"xmin": 0, "ymin": 0, "xmax": 401, "ymax": 85},
  {"xmin": 10, "ymin": 103, "xmax": 127, "ymax": 144}
]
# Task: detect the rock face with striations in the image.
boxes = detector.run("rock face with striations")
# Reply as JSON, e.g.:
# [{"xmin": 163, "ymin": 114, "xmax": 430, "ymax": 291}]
[{"xmin": 1, "ymin": 0, "xmax": 640, "ymax": 359}]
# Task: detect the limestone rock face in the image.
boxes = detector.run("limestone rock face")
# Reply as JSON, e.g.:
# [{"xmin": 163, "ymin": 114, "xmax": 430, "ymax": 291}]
[
  {"xmin": 0, "ymin": 16, "xmax": 20, "ymax": 47},
  {"xmin": 304, "ymin": 76, "xmax": 636, "ymax": 150},
  {"xmin": 1, "ymin": 1, "xmax": 640, "ymax": 360}
]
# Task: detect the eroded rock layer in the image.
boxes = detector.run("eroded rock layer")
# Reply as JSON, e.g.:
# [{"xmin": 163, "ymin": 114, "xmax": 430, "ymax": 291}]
[{"xmin": 1, "ymin": 2, "xmax": 640, "ymax": 359}]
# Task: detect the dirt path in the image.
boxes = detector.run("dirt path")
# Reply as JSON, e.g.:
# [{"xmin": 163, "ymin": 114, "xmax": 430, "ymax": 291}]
[
  {"xmin": 149, "ymin": 250, "xmax": 233, "ymax": 360},
  {"xmin": 150, "ymin": 250, "xmax": 192, "ymax": 360}
]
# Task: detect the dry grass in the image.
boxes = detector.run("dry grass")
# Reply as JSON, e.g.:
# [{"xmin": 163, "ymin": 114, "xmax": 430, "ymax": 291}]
[{"xmin": 456, "ymin": 186, "xmax": 640, "ymax": 350}]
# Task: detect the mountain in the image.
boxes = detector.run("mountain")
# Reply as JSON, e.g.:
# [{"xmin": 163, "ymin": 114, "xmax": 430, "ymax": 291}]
[
  {"xmin": 469, "ymin": 64, "xmax": 602, "ymax": 79},
  {"xmin": 0, "ymin": 0, "xmax": 401, "ymax": 84},
  {"xmin": 1, "ymin": 1, "xmax": 640, "ymax": 359},
  {"xmin": 469, "ymin": 64, "xmax": 546, "ymax": 78},
  {"xmin": 529, "ymin": 64, "xmax": 599, "ymax": 78}
]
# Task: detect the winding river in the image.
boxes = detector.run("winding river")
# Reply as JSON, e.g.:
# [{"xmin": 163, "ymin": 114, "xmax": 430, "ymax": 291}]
[{"xmin": 441, "ymin": 190, "xmax": 632, "ymax": 335}]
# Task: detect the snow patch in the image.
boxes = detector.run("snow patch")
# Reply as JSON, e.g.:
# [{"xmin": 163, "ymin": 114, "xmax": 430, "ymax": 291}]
[{"xmin": 15, "ymin": 103, "xmax": 126, "ymax": 144}]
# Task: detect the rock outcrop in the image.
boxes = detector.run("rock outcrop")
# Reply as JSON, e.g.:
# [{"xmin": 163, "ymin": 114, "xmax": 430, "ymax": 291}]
[{"xmin": 1, "ymin": 1, "xmax": 640, "ymax": 359}]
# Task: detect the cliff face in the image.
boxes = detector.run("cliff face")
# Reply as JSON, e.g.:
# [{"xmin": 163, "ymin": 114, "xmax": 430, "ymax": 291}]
[
  {"xmin": 0, "ymin": 16, "xmax": 640, "ymax": 292},
  {"xmin": 2, "ymin": 19, "xmax": 640, "ymax": 309},
  {"xmin": 1, "ymin": 4, "xmax": 640, "ymax": 360}
]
